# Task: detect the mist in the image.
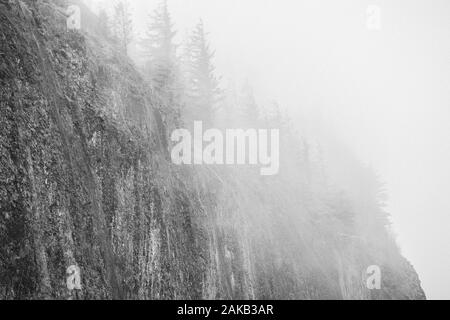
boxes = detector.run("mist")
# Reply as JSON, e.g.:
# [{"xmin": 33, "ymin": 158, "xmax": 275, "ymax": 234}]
[
  {"xmin": 95, "ymin": 0, "xmax": 450, "ymax": 299},
  {"xmin": 2, "ymin": 0, "xmax": 445, "ymax": 300}
]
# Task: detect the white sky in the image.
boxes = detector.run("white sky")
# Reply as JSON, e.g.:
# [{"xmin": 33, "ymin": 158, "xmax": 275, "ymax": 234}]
[{"xmin": 88, "ymin": 0, "xmax": 450, "ymax": 299}]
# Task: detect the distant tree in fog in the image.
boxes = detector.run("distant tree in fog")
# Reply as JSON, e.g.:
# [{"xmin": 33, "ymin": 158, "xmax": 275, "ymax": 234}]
[
  {"xmin": 113, "ymin": 1, "xmax": 133, "ymax": 54},
  {"xmin": 142, "ymin": 0, "xmax": 178, "ymax": 94},
  {"xmin": 183, "ymin": 20, "xmax": 221, "ymax": 126},
  {"xmin": 239, "ymin": 81, "xmax": 259, "ymax": 127},
  {"xmin": 98, "ymin": 8, "xmax": 110, "ymax": 38}
]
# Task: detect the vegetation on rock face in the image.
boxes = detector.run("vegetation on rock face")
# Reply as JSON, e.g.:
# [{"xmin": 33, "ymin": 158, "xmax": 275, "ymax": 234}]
[{"xmin": 0, "ymin": 0, "xmax": 425, "ymax": 300}]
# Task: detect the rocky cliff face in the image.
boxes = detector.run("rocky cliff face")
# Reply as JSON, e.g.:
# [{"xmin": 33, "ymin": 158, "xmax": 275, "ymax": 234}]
[{"xmin": 0, "ymin": 0, "xmax": 425, "ymax": 300}]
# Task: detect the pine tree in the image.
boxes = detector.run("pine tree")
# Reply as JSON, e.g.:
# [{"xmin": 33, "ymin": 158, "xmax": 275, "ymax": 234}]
[
  {"xmin": 261, "ymin": 100, "xmax": 283, "ymax": 130},
  {"xmin": 239, "ymin": 81, "xmax": 259, "ymax": 127},
  {"xmin": 113, "ymin": 1, "xmax": 133, "ymax": 55},
  {"xmin": 98, "ymin": 9, "xmax": 110, "ymax": 38},
  {"xmin": 184, "ymin": 20, "xmax": 221, "ymax": 126},
  {"xmin": 142, "ymin": 0, "xmax": 178, "ymax": 93}
]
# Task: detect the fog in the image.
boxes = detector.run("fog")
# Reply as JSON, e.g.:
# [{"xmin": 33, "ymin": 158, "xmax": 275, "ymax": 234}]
[{"xmin": 88, "ymin": 0, "xmax": 450, "ymax": 299}]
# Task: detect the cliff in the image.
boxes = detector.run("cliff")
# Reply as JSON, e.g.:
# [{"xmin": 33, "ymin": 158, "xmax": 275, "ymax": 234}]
[{"xmin": 0, "ymin": 0, "xmax": 425, "ymax": 300}]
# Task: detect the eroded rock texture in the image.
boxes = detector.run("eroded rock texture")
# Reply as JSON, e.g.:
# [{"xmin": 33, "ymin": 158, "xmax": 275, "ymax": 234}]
[{"xmin": 0, "ymin": 0, "xmax": 425, "ymax": 300}]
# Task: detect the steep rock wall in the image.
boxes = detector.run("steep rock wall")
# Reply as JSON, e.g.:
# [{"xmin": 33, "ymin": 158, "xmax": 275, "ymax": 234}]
[{"xmin": 0, "ymin": 0, "xmax": 425, "ymax": 300}]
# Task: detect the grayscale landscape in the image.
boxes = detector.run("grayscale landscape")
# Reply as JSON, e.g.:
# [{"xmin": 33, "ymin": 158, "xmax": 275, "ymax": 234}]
[{"xmin": 1, "ymin": 0, "xmax": 448, "ymax": 300}]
